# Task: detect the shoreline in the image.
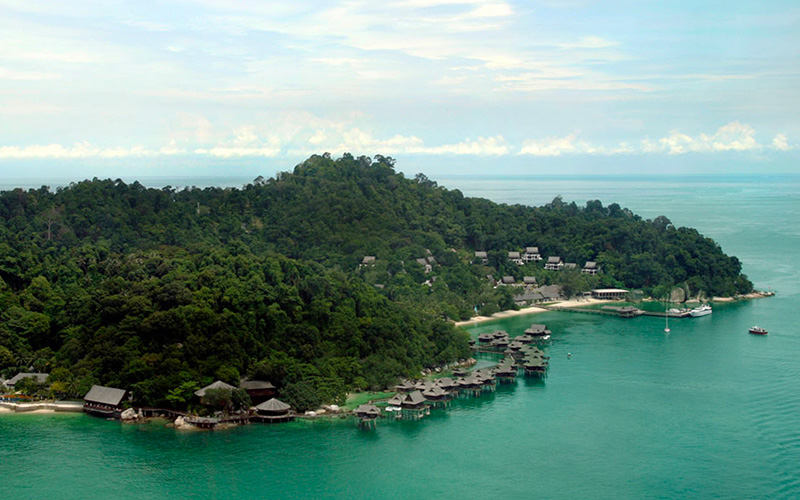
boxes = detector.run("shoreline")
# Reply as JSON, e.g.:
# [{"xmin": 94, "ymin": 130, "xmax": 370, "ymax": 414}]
[
  {"xmin": 453, "ymin": 291, "xmax": 774, "ymax": 327},
  {"xmin": 453, "ymin": 298, "xmax": 605, "ymax": 327},
  {"xmin": 0, "ymin": 401, "xmax": 84, "ymax": 414}
]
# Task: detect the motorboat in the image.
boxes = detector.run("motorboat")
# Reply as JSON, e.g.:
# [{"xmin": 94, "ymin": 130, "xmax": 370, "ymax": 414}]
[
  {"xmin": 689, "ymin": 304, "xmax": 712, "ymax": 317},
  {"xmin": 748, "ymin": 326, "xmax": 768, "ymax": 335}
]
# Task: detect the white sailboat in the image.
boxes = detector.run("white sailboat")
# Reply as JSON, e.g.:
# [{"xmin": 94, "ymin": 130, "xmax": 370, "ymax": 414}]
[{"xmin": 664, "ymin": 305, "xmax": 670, "ymax": 333}]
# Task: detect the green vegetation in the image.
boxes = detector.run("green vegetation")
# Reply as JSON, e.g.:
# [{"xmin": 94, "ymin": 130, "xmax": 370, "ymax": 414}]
[{"xmin": 0, "ymin": 153, "xmax": 751, "ymax": 409}]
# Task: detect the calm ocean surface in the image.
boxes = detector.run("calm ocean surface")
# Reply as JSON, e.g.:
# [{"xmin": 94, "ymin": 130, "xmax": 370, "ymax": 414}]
[{"xmin": 2, "ymin": 174, "xmax": 799, "ymax": 500}]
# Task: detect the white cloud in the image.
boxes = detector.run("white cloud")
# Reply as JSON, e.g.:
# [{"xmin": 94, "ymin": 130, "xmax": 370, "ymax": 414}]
[
  {"xmin": 518, "ymin": 133, "xmax": 633, "ymax": 156},
  {"xmin": 0, "ymin": 142, "xmax": 181, "ymax": 159},
  {"xmin": 644, "ymin": 121, "xmax": 760, "ymax": 155},
  {"xmin": 555, "ymin": 36, "xmax": 619, "ymax": 49},
  {"xmin": 0, "ymin": 67, "xmax": 61, "ymax": 80},
  {"xmin": 771, "ymin": 133, "xmax": 792, "ymax": 151}
]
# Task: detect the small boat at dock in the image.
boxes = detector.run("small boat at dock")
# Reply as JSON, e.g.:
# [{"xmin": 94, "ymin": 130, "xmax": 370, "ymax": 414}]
[
  {"xmin": 748, "ymin": 326, "xmax": 768, "ymax": 335},
  {"xmin": 689, "ymin": 304, "xmax": 712, "ymax": 317}
]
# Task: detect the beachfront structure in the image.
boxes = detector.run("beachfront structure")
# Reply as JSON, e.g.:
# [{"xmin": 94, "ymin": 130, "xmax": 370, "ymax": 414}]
[
  {"xmin": 545, "ymin": 256, "xmax": 563, "ymax": 270},
  {"xmin": 422, "ymin": 386, "xmax": 451, "ymax": 409},
  {"xmin": 400, "ymin": 390, "xmax": 428, "ymax": 420},
  {"xmin": 618, "ymin": 306, "xmax": 642, "ymax": 318},
  {"xmin": 591, "ymin": 288, "xmax": 629, "ymax": 300},
  {"xmin": 194, "ymin": 380, "xmax": 237, "ymax": 398},
  {"xmin": 83, "ymin": 385, "xmax": 128, "ymax": 418},
  {"xmin": 354, "ymin": 404, "xmax": 381, "ymax": 428},
  {"xmin": 240, "ymin": 379, "xmax": 276, "ymax": 405},
  {"xmin": 393, "ymin": 380, "xmax": 416, "ymax": 393},
  {"xmin": 475, "ymin": 251, "xmax": 488, "ymax": 264},
  {"xmin": 4, "ymin": 372, "xmax": 48, "ymax": 390},
  {"xmin": 523, "ymin": 247, "xmax": 542, "ymax": 262},
  {"xmin": 253, "ymin": 398, "xmax": 293, "ymax": 424},
  {"xmin": 523, "ymin": 357, "xmax": 548, "ymax": 377},
  {"xmin": 582, "ymin": 261, "xmax": 598, "ymax": 275},
  {"xmin": 508, "ymin": 251, "xmax": 524, "ymax": 265},
  {"xmin": 494, "ymin": 362, "xmax": 518, "ymax": 384}
]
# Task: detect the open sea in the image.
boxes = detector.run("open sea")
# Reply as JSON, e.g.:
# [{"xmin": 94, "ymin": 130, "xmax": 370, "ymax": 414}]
[{"xmin": 2, "ymin": 173, "xmax": 799, "ymax": 499}]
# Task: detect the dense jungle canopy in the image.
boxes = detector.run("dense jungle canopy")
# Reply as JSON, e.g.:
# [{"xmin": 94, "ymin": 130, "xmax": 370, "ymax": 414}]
[{"xmin": 0, "ymin": 154, "xmax": 751, "ymax": 409}]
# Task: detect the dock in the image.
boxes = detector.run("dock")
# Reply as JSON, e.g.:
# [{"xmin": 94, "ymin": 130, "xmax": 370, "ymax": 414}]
[{"xmin": 544, "ymin": 305, "xmax": 693, "ymax": 319}]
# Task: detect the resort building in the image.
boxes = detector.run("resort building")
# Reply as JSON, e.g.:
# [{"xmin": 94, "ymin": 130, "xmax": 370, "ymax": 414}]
[
  {"xmin": 591, "ymin": 288, "xmax": 629, "ymax": 300},
  {"xmin": 400, "ymin": 391, "xmax": 428, "ymax": 420},
  {"xmin": 523, "ymin": 276, "xmax": 537, "ymax": 286},
  {"xmin": 83, "ymin": 385, "xmax": 128, "ymax": 418},
  {"xmin": 475, "ymin": 251, "xmax": 488, "ymax": 265},
  {"xmin": 240, "ymin": 379, "xmax": 276, "ymax": 405},
  {"xmin": 354, "ymin": 404, "xmax": 381, "ymax": 428},
  {"xmin": 4, "ymin": 372, "xmax": 48, "ymax": 390},
  {"xmin": 564, "ymin": 262, "xmax": 578, "ymax": 270},
  {"xmin": 508, "ymin": 251, "xmax": 524, "ymax": 265},
  {"xmin": 253, "ymin": 398, "xmax": 294, "ymax": 423},
  {"xmin": 544, "ymin": 256, "xmax": 563, "ymax": 270},
  {"xmin": 501, "ymin": 276, "xmax": 516, "ymax": 285},
  {"xmin": 194, "ymin": 380, "xmax": 237, "ymax": 398},
  {"xmin": 523, "ymin": 247, "xmax": 542, "ymax": 262},
  {"xmin": 359, "ymin": 256, "xmax": 376, "ymax": 269},
  {"xmin": 582, "ymin": 261, "xmax": 598, "ymax": 275}
]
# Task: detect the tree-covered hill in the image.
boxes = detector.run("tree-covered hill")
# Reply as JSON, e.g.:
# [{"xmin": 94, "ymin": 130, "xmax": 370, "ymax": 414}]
[{"xmin": 0, "ymin": 153, "xmax": 751, "ymax": 408}]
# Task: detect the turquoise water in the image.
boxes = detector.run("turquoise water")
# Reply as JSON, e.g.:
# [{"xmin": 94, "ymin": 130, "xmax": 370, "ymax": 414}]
[{"xmin": 2, "ymin": 174, "xmax": 799, "ymax": 499}]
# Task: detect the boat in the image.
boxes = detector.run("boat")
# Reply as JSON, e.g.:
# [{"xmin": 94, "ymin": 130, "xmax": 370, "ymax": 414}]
[
  {"xmin": 689, "ymin": 304, "xmax": 712, "ymax": 317},
  {"xmin": 748, "ymin": 326, "xmax": 768, "ymax": 335}
]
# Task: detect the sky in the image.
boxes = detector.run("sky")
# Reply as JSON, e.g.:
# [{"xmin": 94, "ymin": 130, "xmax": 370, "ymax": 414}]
[{"xmin": 0, "ymin": 0, "xmax": 798, "ymax": 180}]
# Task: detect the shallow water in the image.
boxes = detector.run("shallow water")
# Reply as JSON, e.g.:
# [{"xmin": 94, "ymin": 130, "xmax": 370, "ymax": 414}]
[{"xmin": 2, "ymin": 174, "xmax": 798, "ymax": 499}]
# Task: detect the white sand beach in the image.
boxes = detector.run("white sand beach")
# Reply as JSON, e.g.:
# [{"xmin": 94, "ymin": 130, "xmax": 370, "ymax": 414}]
[{"xmin": 454, "ymin": 297, "xmax": 606, "ymax": 327}]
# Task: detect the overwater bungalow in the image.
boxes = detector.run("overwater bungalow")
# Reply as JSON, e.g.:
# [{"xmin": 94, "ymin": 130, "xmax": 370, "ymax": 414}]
[
  {"xmin": 477, "ymin": 333, "xmax": 496, "ymax": 345},
  {"xmin": 457, "ymin": 376, "xmax": 483, "ymax": 398},
  {"xmin": 354, "ymin": 404, "xmax": 381, "ymax": 429},
  {"xmin": 83, "ymin": 385, "xmax": 128, "ymax": 419},
  {"xmin": 494, "ymin": 363, "xmax": 518, "ymax": 384},
  {"xmin": 435, "ymin": 377, "xmax": 458, "ymax": 395},
  {"xmin": 400, "ymin": 391, "xmax": 428, "ymax": 420},
  {"xmin": 515, "ymin": 334, "xmax": 534, "ymax": 344},
  {"xmin": 475, "ymin": 370, "xmax": 497, "ymax": 392},
  {"xmin": 253, "ymin": 398, "xmax": 294, "ymax": 424},
  {"xmin": 393, "ymin": 380, "xmax": 416, "ymax": 393},
  {"xmin": 422, "ymin": 386, "xmax": 450, "ymax": 409},
  {"xmin": 524, "ymin": 324, "xmax": 552, "ymax": 341},
  {"xmin": 523, "ymin": 357, "xmax": 548, "ymax": 377},
  {"xmin": 490, "ymin": 337, "xmax": 510, "ymax": 350}
]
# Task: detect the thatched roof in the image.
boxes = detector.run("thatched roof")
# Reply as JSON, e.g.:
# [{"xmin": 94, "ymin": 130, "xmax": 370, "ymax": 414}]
[
  {"xmin": 402, "ymin": 390, "xmax": 426, "ymax": 406},
  {"xmin": 6, "ymin": 372, "xmax": 48, "ymax": 387},
  {"xmin": 194, "ymin": 380, "xmax": 237, "ymax": 397},
  {"xmin": 84, "ymin": 385, "xmax": 127, "ymax": 406},
  {"xmin": 255, "ymin": 398, "xmax": 291, "ymax": 412},
  {"xmin": 355, "ymin": 404, "xmax": 381, "ymax": 417},
  {"xmin": 387, "ymin": 394, "xmax": 404, "ymax": 406},
  {"xmin": 240, "ymin": 379, "xmax": 275, "ymax": 390}
]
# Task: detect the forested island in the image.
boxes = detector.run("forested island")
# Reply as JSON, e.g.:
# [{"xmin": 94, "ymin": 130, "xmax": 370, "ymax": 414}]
[{"xmin": 0, "ymin": 154, "xmax": 752, "ymax": 410}]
